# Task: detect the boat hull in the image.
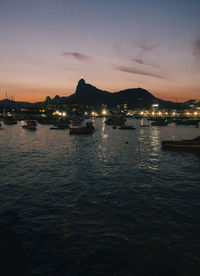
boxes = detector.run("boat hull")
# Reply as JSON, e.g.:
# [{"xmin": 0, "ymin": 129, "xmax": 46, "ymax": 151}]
[
  {"xmin": 22, "ymin": 126, "xmax": 37, "ymax": 130},
  {"xmin": 69, "ymin": 127, "xmax": 94, "ymax": 135},
  {"xmin": 162, "ymin": 139, "xmax": 200, "ymax": 149},
  {"xmin": 118, "ymin": 126, "xmax": 136, "ymax": 130}
]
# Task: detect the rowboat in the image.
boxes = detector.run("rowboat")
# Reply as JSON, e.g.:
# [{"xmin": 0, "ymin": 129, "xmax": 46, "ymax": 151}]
[{"xmin": 161, "ymin": 136, "xmax": 200, "ymax": 149}]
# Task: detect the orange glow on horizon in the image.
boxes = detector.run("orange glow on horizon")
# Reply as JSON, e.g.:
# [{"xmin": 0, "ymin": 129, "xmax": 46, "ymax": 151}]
[{"xmin": 1, "ymin": 86, "xmax": 199, "ymax": 103}]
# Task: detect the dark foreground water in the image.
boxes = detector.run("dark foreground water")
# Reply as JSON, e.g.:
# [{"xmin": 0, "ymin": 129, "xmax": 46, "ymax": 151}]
[{"xmin": 0, "ymin": 118, "xmax": 200, "ymax": 276}]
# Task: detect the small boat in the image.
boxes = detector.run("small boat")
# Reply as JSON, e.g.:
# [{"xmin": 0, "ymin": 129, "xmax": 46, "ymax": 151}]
[
  {"xmin": 161, "ymin": 136, "xmax": 200, "ymax": 149},
  {"xmin": 50, "ymin": 119, "xmax": 69, "ymax": 130},
  {"xmin": 105, "ymin": 117, "xmax": 126, "ymax": 126},
  {"xmin": 22, "ymin": 120, "xmax": 37, "ymax": 130},
  {"xmin": 50, "ymin": 126, "xmax": 67, "ymax": 130},
  {"xmin": 118, "ymin": 124, "xmax": 136, "ymax": 130},
  {"xmin": 69, "ymin": 122, "xmax": 95, "ymax": 135}
]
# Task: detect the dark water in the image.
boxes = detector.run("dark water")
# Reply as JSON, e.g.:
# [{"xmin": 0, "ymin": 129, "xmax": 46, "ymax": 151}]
[{"xmin": 0, "ymin": 118, "xmax": 200, "ymax": 275}]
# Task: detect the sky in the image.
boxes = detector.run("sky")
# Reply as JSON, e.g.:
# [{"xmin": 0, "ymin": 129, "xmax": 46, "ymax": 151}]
[{"xmin": 0, "ymin": 0, "xmax": 200, "ymax": 102}]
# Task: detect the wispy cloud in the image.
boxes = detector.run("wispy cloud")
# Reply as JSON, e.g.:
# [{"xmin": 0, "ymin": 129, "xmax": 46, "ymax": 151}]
[
  {"xmin": 133, "ymin": 58, "xmax": 144, "ymax": 65},
  {"xmin": 133, "ymin": 40, "xmax": 160, "ymax": 68},
  {"xmin": 62, "ymin": 52, "xmax": 94, "ymax": 63},
  {"xmin": 113, "ymin": 40, "xmax": 160, "ymax": 68},
  {"xmin": 133, "ymin": 58, "xmax": 159, "ymax": 68},
  {"xmin": 192, "ymin": 39, "xmax": 200, "ymax": 56},
  {"xmin": 113, "ymin": 65, "xmax": 164, "ymax": 79}
]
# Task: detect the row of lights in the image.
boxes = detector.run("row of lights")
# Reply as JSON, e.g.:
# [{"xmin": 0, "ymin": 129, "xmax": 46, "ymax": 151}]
[
  {"xmin": 52, "ymin": 109, "xmax": 200, "ymax": 118},
  {"xmin": 52, "ymin": 110, "xmax": 108, "ymax": 117},
  {"xmin": 139, "ymin": 111, "xmax": 199, "ymax": 116}
]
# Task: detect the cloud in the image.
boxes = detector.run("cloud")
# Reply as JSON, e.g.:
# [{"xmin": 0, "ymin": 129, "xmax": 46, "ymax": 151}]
[
  {"xmin": 113, "ymin": 65, "xmax": 164, "ymax": 79},
  {"xmin": 133, "ymin": 58, "xmax": 159, "ymax": 68},
  {"xmin": 192, "ymin": 39, "xmax": 200, "ymax": 56},
  {"xmin": 62, "ymin": 52, "xmax": 94, "ymax": 63},
  {"xmin": 133, "ymin": 58, "xmax": 144, "ymax": 65}
]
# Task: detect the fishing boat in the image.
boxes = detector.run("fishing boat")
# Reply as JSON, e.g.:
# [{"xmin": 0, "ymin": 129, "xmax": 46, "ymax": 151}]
[
  {"xmin": 69, "ymin": 122, "xmax": 95, "ymax": 135},
  {"xmin": 161, "ymin": 136, "xmax": 200, "ymax": 149},
  {"xmin": 22, "ymin": 120, "xmax": 37, "ymax": 130}
]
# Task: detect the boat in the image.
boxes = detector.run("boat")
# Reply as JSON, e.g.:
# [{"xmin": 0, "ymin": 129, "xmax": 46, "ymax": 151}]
[
  {"xmin": 50, "ymin": 119, "xmax": 69, "ymax": 130},
  {"xmin": 118, "ymin": 124, "xmax": 136, "ymax": 130},
  {"xmin": 50, "ymin": 126, "xmax": 67, "ymax": 130},
  {"xmin": 161, "ymin": 136, "xmax": 200, "ymax": 149},
  {"xmin": 69, "ymin": 122, "xmax": 95, "ymax": 135},
  {"xmin": 22, "ymin": 120, "xmax": 37, "ymax": 130}
]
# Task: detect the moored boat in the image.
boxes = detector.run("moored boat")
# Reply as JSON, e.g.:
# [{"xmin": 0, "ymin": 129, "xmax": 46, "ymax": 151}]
[
  {"xmin": 50, "ymin": 118, "xmax": 69, "ymax": 130},
  {"xmin": 161, "ymin": 136, "xmax": 200, "ymax": 149},
  {"xmin": 22, "ymin": 120, "xmax": 37, "ymax": 130},
  {"xmin": 69, "ymin": 122, "xmax": 95, "ymax": 135}
]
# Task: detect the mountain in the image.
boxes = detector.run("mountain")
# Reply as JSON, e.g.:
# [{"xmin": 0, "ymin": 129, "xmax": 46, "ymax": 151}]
[
  {"xmin": 62, "ymin": 78, "xmax": 157, "ymax": 108},
  {"xmin": 0, "ymin": 79, "xmax": 186, "ymax": 109},
  {"xmin": 0, "ymin": 99, "xmax": 34, "ymax": 110}
]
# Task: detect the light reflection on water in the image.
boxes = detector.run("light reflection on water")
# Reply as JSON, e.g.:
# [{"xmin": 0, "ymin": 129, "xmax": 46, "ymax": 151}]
[{"xmin": 0, "ymin": 118, "xmax": 200, "ymax": 275}]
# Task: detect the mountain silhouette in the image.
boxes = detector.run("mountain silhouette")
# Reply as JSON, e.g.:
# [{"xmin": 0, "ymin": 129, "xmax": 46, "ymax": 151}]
[
  {"xmin": 0, "ymin": 79, "xmax": 185, "ymax": 109},
  {"xmin": 64, "ymin": 78, "xmax": 157, "ymax": 108}
]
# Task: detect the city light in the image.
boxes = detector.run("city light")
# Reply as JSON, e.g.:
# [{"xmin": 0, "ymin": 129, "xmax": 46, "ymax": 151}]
[{"xmin": 102, "ymin": 110, "xmax": 107, "ymax": 116}]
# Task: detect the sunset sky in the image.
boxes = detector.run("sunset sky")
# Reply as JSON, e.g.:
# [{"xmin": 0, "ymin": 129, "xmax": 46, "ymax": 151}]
[{"xmin": 0, "ymin": 0, "xmax": 200, "ymax": 102}]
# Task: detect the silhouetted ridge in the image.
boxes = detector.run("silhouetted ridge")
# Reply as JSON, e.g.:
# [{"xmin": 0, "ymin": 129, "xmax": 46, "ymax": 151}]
[
  {"xmin": 67, "ymin": 79, "xmax": 156, "ymax": 107},
  {"xmin": 0, "ymin": 79, "xmax": 185, "ymax": 109}
]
